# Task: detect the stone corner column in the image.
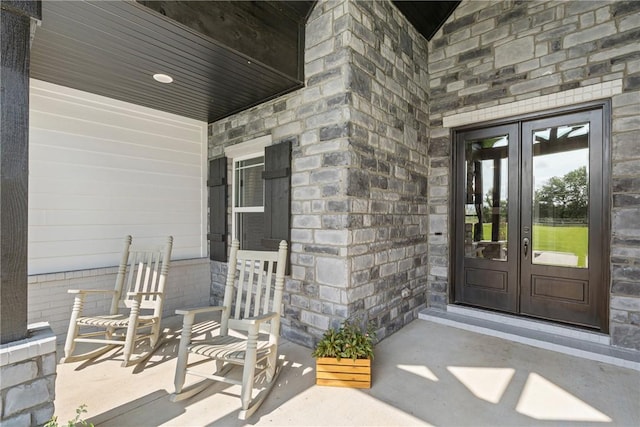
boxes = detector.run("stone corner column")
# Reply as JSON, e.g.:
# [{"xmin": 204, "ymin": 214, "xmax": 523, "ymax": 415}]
[{"xmin": 0, "ymin": 322, "xmax": 56, "ymax": 426}]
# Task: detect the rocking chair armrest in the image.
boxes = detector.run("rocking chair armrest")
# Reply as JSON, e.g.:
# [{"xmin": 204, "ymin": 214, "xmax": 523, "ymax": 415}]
[
  {"xmin": 175, "ymin": 306, "xmax": 227, "ymax": 337},
  {"xmin": 175, "ymin": 306, "xmax": 226, "ymax": 316},
  {"xmin": 68, "ymin": 289, "xmax": 117, "ymax": 295},
  {"xmin": 241, "ymin": 311, "xmax": 278, "ymax": 325},
  {"xmin": 229, "ymin": 312, "xmax": 278, "ymax": 336},
  {"xmin": 176, "ymin": 305, "xmax": 227, "ymax": 316}
]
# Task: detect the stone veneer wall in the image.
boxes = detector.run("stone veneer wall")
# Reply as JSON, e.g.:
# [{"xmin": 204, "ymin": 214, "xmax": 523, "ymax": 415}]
[
  {"xmin": 344, "ymin": 1, "xmax": 429, "ymax": 337},
  {"xmin": 209, "ymin": 0, "xmax": 430, "ymax": 346},
  {"xmin": 0, "ymin": 324, "xmax": 56, "ymax": 426},
  {"xmin": 426, "ymin": 0, "xmax": 640, "ymax": 350}
]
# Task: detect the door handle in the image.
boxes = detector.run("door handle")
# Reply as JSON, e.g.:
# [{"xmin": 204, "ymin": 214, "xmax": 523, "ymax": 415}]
[{"xmin": 523, "ymin": 237, "xmax": 530, "ymax": 259}]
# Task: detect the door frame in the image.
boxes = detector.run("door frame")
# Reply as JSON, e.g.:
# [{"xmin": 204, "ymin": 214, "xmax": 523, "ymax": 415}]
[{"xmin": 449, "ymin": 100, "xmax": 611, "ymax": 333}]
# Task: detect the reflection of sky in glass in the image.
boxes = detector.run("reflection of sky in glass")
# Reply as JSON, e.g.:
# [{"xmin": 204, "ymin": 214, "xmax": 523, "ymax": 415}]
[
  {"xmin": 533, "ymin": 149, "xmax": 588, "ymax": 190},
  {"xmin": 481, "ymin": 136, "xmax": 508, "ymax": 199},
  {"xmin": 533, "ymin": 124, "xmax": 588, "ymax": 141},
  {"xmin": 480, "ymin": 124, "xmax": 589, "ymax": 195},
  {"xmin": 532, "ymin": 124, "xmax": 589, "ymax": 190},
  {"xmin": 482, "ymin": 158, "xmax": 508, "ymax": 201},
  {"xmin": 493, "ymin": 136, "xmax": 508, "ymax": 147}
]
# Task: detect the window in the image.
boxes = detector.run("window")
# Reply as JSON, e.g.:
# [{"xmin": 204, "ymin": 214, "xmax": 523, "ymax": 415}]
[
  {"xmin": 232, "ymin": 154, "xmax": 265, "ymax": 250},
  {"xmin": 208, "ymin": 136, "xmax": 291, "ymax": 262}
]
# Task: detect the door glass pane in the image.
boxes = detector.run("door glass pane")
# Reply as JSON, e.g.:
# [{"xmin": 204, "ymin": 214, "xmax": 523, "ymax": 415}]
[
  {"xmin": 464, "ymin": 135, "xmax": 509, "ymax": 261},
  {"xmin": 532, "ymin": 123, "xmax": 589, "ymax": 268}
]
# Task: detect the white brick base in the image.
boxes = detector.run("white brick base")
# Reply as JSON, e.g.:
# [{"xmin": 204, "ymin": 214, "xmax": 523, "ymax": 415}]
[{"xmin": 27, "ymin": 258, "xmax": 211, "ymax": 355}]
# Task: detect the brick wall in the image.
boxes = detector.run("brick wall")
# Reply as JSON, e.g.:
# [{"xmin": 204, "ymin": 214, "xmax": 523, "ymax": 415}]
[
  {"xmin": 209, "ymin": 0, "xmax": 430, "ymax": 346},
  {"xmin": 28, "ymin": 258, "xmax": 211, "ymax": 353},
  {"xmin": 427, "ymin": 0, "xmax": 640, "ymax": 350}
]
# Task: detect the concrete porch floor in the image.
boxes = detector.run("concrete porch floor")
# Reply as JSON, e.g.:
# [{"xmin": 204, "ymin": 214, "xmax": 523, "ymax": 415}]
[{"xmin": 54, "ymin": 317, "xmax": 640, "ymax": 426}]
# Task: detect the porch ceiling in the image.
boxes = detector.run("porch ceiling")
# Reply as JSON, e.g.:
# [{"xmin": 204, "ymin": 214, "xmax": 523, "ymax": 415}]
[
  {"xmin": 29, "ymin": 1, "xmax": 458, "ymax": 124},
  {"xmin": 30, "ymin": 0, "xmax": 313, "ymax": 123}
]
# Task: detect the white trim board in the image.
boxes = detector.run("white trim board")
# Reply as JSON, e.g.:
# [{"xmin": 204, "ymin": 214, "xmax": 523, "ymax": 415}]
[
  {"xmin": 443, "ymin": 80, "xmax": 623, "ymax": 128},
  {"xmin": 224, "ymin": 135, "xmax": 272, "ymax": 159}
]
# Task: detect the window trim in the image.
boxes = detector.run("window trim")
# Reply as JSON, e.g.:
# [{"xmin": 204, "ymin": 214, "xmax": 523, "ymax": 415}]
[
  {"xmin": 224, "ymin": 135, "xmax": 271, "ymax": 158},
  {"xmin": 225, "ymin": 136, "xmax": 272, "ymax": 248},
  {"xmin": 232, "ymin": 154, "xmax": 265, "ymax": 245}
]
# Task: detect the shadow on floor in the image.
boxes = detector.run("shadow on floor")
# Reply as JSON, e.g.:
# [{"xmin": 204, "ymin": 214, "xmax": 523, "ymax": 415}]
[{"xmin": 55, "ymin": 318, "xmax": 640, "ymax": 426}]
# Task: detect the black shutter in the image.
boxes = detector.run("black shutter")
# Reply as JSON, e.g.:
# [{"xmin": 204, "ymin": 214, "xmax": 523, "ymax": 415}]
[
  {"xmin": 262, "ymin": 140, "xmax": 291, "ymax": 250},
  {"xmin": 208, "ymin": 157, "xmax": 227, "ymax": 261}
]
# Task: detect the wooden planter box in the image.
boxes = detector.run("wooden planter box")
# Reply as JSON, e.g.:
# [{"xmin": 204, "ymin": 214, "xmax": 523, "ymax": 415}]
[{"xmin": 315, "ymin": 357, "xmax": 371, "ymax": 389}]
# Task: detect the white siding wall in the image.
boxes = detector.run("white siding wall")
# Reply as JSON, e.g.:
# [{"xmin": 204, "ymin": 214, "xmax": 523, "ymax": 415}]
[{"xmin": 28, "ymin": 80, "xmax": 207, "ymax": 274}]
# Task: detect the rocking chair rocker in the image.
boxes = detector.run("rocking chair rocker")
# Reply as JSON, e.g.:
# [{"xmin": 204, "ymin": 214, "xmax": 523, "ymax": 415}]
[{"xmin": 171, "ymin": 240, "xmax": 288, "ymax": 420}]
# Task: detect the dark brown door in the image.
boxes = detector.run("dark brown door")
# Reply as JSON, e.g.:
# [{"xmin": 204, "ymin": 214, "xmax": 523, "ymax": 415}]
[
  {"xmin": 454, "ymin": 107, "xmax": 607, "ymax": 331},
  {"xmin": 520, "ymin": 109, "xmax": 605, "ymax": 329},
  {"xmin": 454, "ymin": 124, "xmax": 520, "ymax": 313}
]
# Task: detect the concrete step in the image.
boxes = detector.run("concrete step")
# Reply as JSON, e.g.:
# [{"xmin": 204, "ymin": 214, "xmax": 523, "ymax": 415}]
[{"xmin": 419, "ymin": 306, "xmax": 640, "ymax": 371}]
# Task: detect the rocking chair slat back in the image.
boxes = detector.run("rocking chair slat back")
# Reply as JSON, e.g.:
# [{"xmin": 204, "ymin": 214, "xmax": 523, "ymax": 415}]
[
  {"xmin": 222, "ymin": 241, "xmax": 287, "ymax": 335},
  {"xmin": 119, "ymin": 238, "xmax": 172, "ymax": 312},
  {"xmin": 262, "ymin": 261, "xmax": 274, "ymax": 315},
  {"xmin": 235, "ymin": 258, "xmax": 247, "ymax": 320},
  {"xmin": 111, "ymin": 235, "xmax": 133, "ymax": 314}
]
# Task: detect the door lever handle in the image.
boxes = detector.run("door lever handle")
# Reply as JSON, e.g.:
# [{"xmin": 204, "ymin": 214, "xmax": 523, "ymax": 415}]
[{"xmin": 523, "ymin": 237, "xmax": 530, "ymax": 259}]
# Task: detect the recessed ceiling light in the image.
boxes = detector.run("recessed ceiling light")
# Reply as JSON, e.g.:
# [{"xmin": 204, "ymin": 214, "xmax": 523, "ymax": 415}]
[{"xmin": 153, "ymin": 73, "xmax": 173, "ymax": 83}]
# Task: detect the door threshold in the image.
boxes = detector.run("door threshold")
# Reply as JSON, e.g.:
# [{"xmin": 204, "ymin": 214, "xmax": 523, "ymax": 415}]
[{"xmin": 418, "ymin": 306, "xmax": 640, "ymax": 371}]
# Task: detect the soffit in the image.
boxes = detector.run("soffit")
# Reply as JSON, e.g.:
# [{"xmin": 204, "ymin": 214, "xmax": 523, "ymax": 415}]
[
  {"xmin": 29, "ymin": 1, "xmax": 458, "ymax": 124},
  {"xmin": 30, "ymin": 0, "xmax": 313, "ymax": 123}
]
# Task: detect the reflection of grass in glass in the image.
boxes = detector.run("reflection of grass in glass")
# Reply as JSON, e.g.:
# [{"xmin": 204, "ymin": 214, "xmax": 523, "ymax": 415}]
[
  {"xmin": 479, "ymin": 224, "xmax": 588, "ymax": 267},
  {"xmin": 482, "ymin": 223, "xmax": 508, "ymax": 241},
  {"xmin": 532, "ymin": 225, "xmax": 588, "ymax": 267}
]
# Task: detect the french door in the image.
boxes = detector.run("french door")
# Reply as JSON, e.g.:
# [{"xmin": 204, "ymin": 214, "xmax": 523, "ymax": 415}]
[{"xmin": 454, "ymin": 107, "xmax": 608, "ymax": 331}]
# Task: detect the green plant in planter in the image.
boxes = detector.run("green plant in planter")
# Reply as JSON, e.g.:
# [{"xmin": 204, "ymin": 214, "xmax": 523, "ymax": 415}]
[
  {"xmin": 312, "ymin": 318, "xmax": 376, "ymax": 361},
  {"xmin": 45, "ymin": 404, "xmax": 94, "ymax": 427}
]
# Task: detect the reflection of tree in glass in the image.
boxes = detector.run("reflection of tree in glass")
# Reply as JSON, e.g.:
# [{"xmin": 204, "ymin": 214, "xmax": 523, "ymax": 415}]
[
  {"xmin": 535, "ymin": 166, "xmax": 587, "ymax": 220},
  {"xmin": 482, "ymin": 190, "xmax": 508, "ymax": 240}
]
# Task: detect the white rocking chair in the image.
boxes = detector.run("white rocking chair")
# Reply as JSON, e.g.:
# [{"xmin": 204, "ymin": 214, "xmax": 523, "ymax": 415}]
[
  {"xmin": 61, "ymin": 235, "xmax": 173, "ymax": 367},
  {"xmin": 171, "ymin": 240, "xmax": 288, "ymax": 420}
]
